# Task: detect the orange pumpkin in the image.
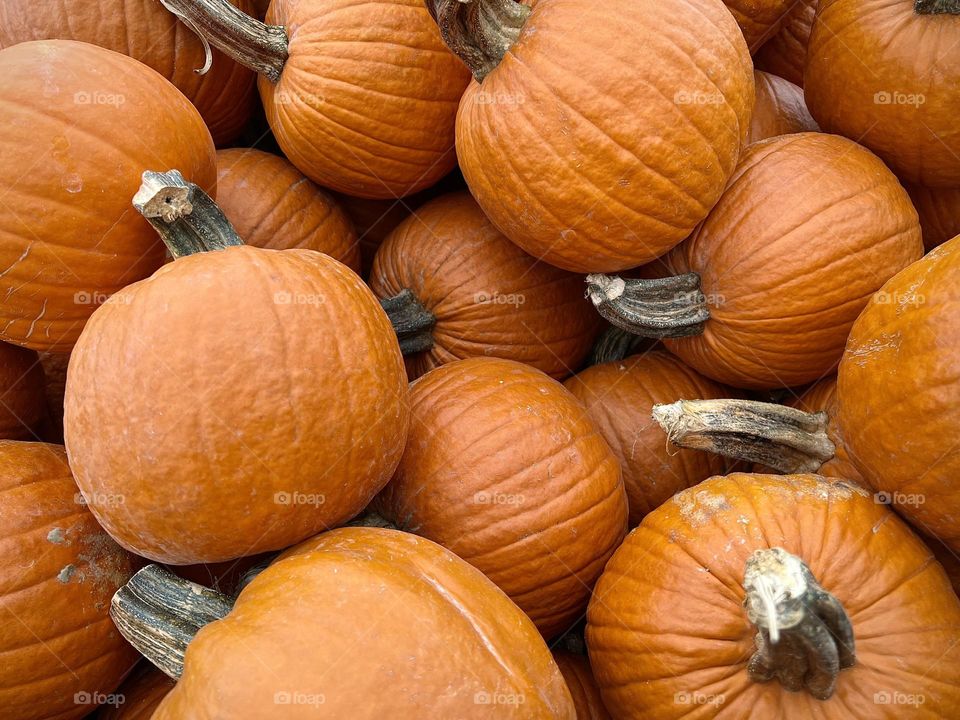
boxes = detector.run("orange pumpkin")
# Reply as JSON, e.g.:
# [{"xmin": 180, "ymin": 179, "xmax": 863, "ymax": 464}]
[
  {"xmin": 376, "ymin": 357, "xmax": 628, "ymax": 638},
  {"xmin": 97, "ymin": 667, "xmax": 174, "ymax": 720},
  {"xmin": 0, "ymin": 0, "xmax": 256, "ymax": 146},
  {"xmin": 553, "ymin": 651, "xmax": 612, "ymax": 720},
  {"xmin": 722, "ymin": 0, "xmax": 796, "ymax": 50},
  {"xmin": 430, "ymin": 0, "xmax": 753, "ymax": 272},
  {"xmin": 369, "ymin": 193, "xmax": 600, "ymax": 380},
  {"xmin": 216, "ymin": 148, "xmax": 360, "ymax": 271},
  {"xmin": 0, "ymin": 342, "xmax": 46, "ymax": 440},
  {"xmin": 0, "ymin": 442, "xmax": 138, "ymax": 719},
  {"xmin": 753, "ymin": 0, "xmax": 817, "ymax": 87},
  {"xmin": 587, "ymin": 473, "xmax": 960, "ymax": 717},
  {"xmin": 746, "ymin": 70, "xmax": 818, "ymax": 144},
  {"xmin": 0, "ymin": 40, "xmax": 216, "ymax": 352},
  {"xmin": 905, "ymin": 184, "xmax": 960, "ymax": 251}
]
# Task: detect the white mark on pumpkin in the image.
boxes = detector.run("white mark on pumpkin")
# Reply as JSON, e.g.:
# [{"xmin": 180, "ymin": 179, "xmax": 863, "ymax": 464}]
[
  {"xmin": 845, "ymin": 332, "xmax": 902, "ymax": 368},
  {"xmin": 57, "ymin": 564, "xmax": 76, "ymax": 583},
  {"xmin": 47, "ymin": 528, "xmax": 66, "ymax": 544},
  {"xmin": 62, "ymin": 174, "xmax": 83, "ymax": 193}
]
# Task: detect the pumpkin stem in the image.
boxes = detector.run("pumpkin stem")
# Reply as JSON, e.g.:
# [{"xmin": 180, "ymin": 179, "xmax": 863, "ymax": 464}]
[
  {"xmin": 380, "ymin": 290, "xmax": 436, "ymax": 355},
  {"xmin": 915, "ymin": 0, "xmax": 960, "ymax": 14},
  {"xmin": 585, "ymin": 273, "xmax": 710, "ymax": 339},
  {"xmin": 651, "ymin": 399, "xmax": 835, "ymax": 474},
  {"xmin": 348, "ymin": 511, "xmax": 398, "ymax": 529},
  {"xmin": 586, "ymin": 325, "xmax": 649, "ymax": 366},
  {"xmin": 425, "ymin": 0, "xmax": 531, "ymax": 82},
  {"xmin": 158, "ymin": 0, "xmax": 288, "ymax": 82},
  {"xmin": 743, "ymin": 548, "xmax": 855, "ymax": 700},
  {"xmin": 110, "ymin": 564, "xmax": 234, "ymax": 680},
  {"xmin": 134, "ymin": 170, "xmax": 244, "ymax": 258}
]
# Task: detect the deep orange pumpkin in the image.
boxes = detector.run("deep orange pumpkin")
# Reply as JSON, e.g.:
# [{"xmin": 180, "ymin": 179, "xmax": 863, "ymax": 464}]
[
  {"xmin": 0, "ymin": 342, "xmax": 46, "ymax": 440},
  {"xmin": 97, "ymin": 667, "xmax": 174, "ymax": 720},
  {"xmin": 747, "ymin": 70, "xmax": 818, "ymax": 144},
  {"xmin": 905, "ymin": 184, "xmax": 960, "ymax": 252},
  {"xmin": 753, "ymin": 0, "xmax": 817, "ymax": 87},
  {"xmin": 553, "ymin": 651, "xmax": 612, "ymax": 720}
]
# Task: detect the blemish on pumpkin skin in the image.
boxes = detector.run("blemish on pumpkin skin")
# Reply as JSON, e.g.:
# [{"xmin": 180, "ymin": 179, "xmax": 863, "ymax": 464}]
[
  {"xmin": 846, "ymin": 332, "xmax": 902, "ymax": 368},
  {"xmin": 47, "ymin": 528, "xmax": 66, "ymax": 544},
  {"xmin": 57, "ymin": 564, "xmax": 76, "ymax": 583}
]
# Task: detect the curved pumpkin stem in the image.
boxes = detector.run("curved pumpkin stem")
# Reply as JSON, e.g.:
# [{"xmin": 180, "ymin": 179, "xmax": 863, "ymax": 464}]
[
  {"xmin": 111, "ymin": 565, "xmax": 234, "ymax": 680},
  {"xmin": 915, "ymin": 0, "xmax": 960, "ymax": 14},
  {"xmin": 586, "ymin": 325, "xmax": 649, "ymax": 366},
  {"xmin": 743, "ymin": 548, "xmax": 855, "ymax": 700},
  {"xmin": 585, "ymin": 273, "xmax": 710, "ymax": 339},
  {"xmin": 379, "ymin": 290, "xmax": 436, "ymax": 355},
  {"xmin": 426, "ymin": 0, "xmax": 531, "ymax": 82},
  {"xmin": 651, "ymin": 399, "xmax": 835, "ymax": 474}
]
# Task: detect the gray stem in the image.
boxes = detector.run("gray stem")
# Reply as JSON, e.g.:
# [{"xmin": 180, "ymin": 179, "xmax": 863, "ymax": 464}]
[
  {"xmin": 915, "ymin": 0, "xmax": 960, "ymax": 13},
  {"xmin": 380, "ymin": 289, "xmax": 436, "ymax": 355},
  {"xmin": 587, "ymin": 324, "xmax": 649, "ymax": 366},
  {"xmin": 585, "ymin": 273, "xmax": 709, "ymax": 339}
]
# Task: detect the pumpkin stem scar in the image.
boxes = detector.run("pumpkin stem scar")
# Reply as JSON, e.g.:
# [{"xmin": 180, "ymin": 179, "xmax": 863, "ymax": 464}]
[
  {"xmin": 743, "ymin": 548, "xmax": 856, "ymax": 700},
  {"xmin": 587, "ymin": 324, "xmax": 648, "ymax": 365},
  {"xmin": 379, "ymin": 289, "xmax": 437, "ymax": 355},
  {"xmin": 134, "ymin": 170, "xmax": 245, "ymax": 258},
  {"xmin": 426, "ymin": 0, "xmax": 531, "ymax": 83},
  {"xmin": 157, "ymin": 0, "xmax": 289, "ymax": 83},
  {"xmin": 650, "ymin": 399, "xmax": 835, "ymax": 473},
  {"xmin": 915, "ymin": 0, "xmax": 960, "ymax": 14},
  {"xmin": 111, "ymin": 564, "xmax": 235, "ymax": 680},
  {"xmin": 584, "ymin": 272, "xmax": 709, "ymax": 339}
]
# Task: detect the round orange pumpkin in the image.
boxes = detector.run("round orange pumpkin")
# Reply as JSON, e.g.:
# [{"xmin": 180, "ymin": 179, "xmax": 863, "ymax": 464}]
[
  {"xmin": 0, "ymin": 441, "xmax": 139, "ymax": 719},
  {"xmin": 369, "ymin": 192, "xmax": 601, "ymax": 380},
  {"xmin": 0, "ymin": 342, "xmax": 46, "ymax": 440},
  {"xmin": 905, "ymin": 184, "xmax": 960, "ymax": 251},
  {"xmin": 216, "ymin": 148, "xmax": 360, "ymax": 271},
  {"xmin": 553, "ymin": 650, "xmax": 612, "ymax": 720},
  {"xmin": 753, "ymin": 0, "xmax": 817, "ymax": 87},
  {"xmin": 746, "ymin": 70, "xmax": 818, "ymax": 144},
  {"xmin": 376, "ymin": 357, "xmax": 628, "ymax": 638},
  {"xmin": 0, "ymin": 40, "xmax": 216, "ymax": 353},
  {"xmin": 97, "ymin": 667, "xmax": 174, "ymax": 720},
  {"xmin": 587, "ymin": 473, "xmax": 960, "ymax": 717}
]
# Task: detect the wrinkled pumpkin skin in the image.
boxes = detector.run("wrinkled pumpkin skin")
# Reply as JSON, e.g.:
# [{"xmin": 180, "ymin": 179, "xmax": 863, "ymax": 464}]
[
  {"xmin": 747, "ymin": 70, "xmax": 818, "ymax": 144},
  {"xmin": 587, "ymin": 473, "xmax": 960, "ymax": 718},
  {"xmin": 152, "ymin": 527, "xmax": 576, "ymax": 719},
  {"xmin": 0, "ymin": 342, "xmax": 46, "ymax": 440},
  {"xmin": 553, "ymin": 651, "xmax": 612, "ymax": 720},
  {"xmin": 370, "ymin": 192, "xmax": 601, "ymax": 381},
  {"xmin": 0, "ymin": 40, "xmax": 217, "ymax": 353},
  {"xmin": 905, "ymin": 184, "xmax": 960, "ymax": 252},
  {"xmin": 65, "ymin": 247, "xmax": 408, "ymax": 564},
  {"xmin": 376, "ymin": 357, "xmax": 628, "ymax": 639},
  {"xmin": 753, "ymin": 0, "xmax": 818, "ymax": 87},
  {"xmin": 97, "ymin": 667, "xmax": 174, "ymax": 720},
  {"xmin": 839, "ymin": 237, "xmax": 960, "ymax": 551},
  {"xmin": 262, "ymin": 0, "xmax": 470, "ymax": 198},
  {"xmin": 664, "ymin": 132, "xmax": 922, "ymax": 390},
  {"xmin": 216, "ymin": 149, "xmax": 360, "ymax": 271},
  {"xmin": 456, "ymin": 0, "xmax": 754, "ymax": 273},
  {"xmin": 0, "ymin": 442, "xmax": 139, "ymax": 720}
]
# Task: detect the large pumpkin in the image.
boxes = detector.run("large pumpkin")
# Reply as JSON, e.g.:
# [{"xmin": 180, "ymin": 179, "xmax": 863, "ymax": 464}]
[
  {"xmin": 753, "ymin": 0, "xmax": 818, "ymax": 87},
  {"xmin": 375, "ymin": 357, "xmax": 628, "ymax": 638},
  {"xmin": 0, "ymin": 442, "xmax": 138, "ymax": 719},
  {"xmin": 805, "ymin": 0, "xmax": 960, "ymax": 186},
  {"xmin": 0, "ymin": 40, "xmax": 216, "ymax": 352},
  {"xmin": 553, "ymin": 650, "xmax": 612, "ymax": 720},
  {"xmin": 97, "ymin": 667, "xmax": 174, "ymax": 720},
  {"xmin": 747, "ymin": 70, "xmax": 818, "ymax": 144},
  {"xmin": 428, "ymin": 0, "xmax": 753, "ymax": 272},
  {"xmin": 587, "ymin": 473, "xmax": 960, "ymax": 717},
  {"xmin": 0, "ymin": 342, "xmax": 46, "ymax": 440},
  {"xmin": 905, "ymin": 184, "xmax": 960, "ymax": 252},
  {"xmin": 369, "ymin": 192, "xmax": 600, "ymax": 380}
]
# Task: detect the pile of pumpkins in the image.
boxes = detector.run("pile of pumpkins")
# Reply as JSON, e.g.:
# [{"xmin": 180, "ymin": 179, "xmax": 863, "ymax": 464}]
[{"xmin": 0, "ymin": 0, "xmax": 958, "ymax": 717}]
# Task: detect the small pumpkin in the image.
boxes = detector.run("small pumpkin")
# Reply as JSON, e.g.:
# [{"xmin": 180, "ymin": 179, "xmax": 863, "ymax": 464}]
[
  {"xmin": 0, "ymin": 441, "xmax": 139, "ymax": 720},
  {"xmin": 0, "ymin": 342, "xmax": 46, "ymax": 440},
  {"xmin": 96, "ymin": 666, "xmax": 174, "ymax": 720},
  {"xmin": 905, "ymin": 183, "xmax": 960, "ymax": 251},
  {"xmin": 753, "ymin": 0, "xmax": 818, "ymax": 87},
  {"xmin": 746, "ymin": 70, "xmax": 818, "ymax": 144},
  {"xmin": 375, "ymin": 357, "xmax": 628, "ymax": 638},
  {"xmin": 216, "ymin": 148, "xmax": 360, "ymax": 271},
  {"xmin": 722, "ymin": 0, "xmax": 796, "ymax": 50},
  {"xmin": 369, "ymin": 192, "xmax": 601, "ymax": 380},
  {"xmin": 587, "ymin": 473, "xmax": 960, "ymax": 717},
  {"xmin": 553, "ymin": 650, "xmax": 612, "ymax": 720}
]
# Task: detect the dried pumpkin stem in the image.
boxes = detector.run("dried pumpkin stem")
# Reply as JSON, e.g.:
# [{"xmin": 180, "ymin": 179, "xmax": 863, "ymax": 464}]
[
  {"xmin": 380, "ymin": 289, "xmax": 436, "ymax": 355},
  {"xmin": 585, "ymin": 273, "xmax": 710, "ymax": 339},
  {"xmin": 110, "ymin": 564, "xmax": 234, "ymax": 680},
  {"xmin": 159, "ymin": 0, "xmax": 288, "ymax": 82},
  {"xmin": 426, "ymin": 0, "xmax": 531, "ymax": 82},
  {"xmin": 587, "ymin": 324, "xmax": 648, "ymax": 366},
  {"xmin": 743, "ymin": 548, "xmax": 855, "ymax": 700},
  {"xmin": 651, "ymin": 399, "xmax": 835, "ymax": 474},
  {"xmin": 915, "ymin": 0, "xmax": 960, "ymax": 14}
]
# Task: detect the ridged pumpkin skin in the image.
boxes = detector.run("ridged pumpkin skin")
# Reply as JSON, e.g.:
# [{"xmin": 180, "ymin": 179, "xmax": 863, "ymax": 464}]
[
  {"xmin": 376, "ymin": 358, "xmax": 628, "ymax": 638},
  {"xmin": 664, "ymin": 133, "xmax": 922, "ymax": 390},
  {"xmin": 564, "ymin": 351, "xmax": 730, "ymax": 527},
  {"xmin": 64, "ymin": 247, "xmax": 409, "ymax": 564},
  {"xmin": 805, "ymin": 0, "xmax": 960, "ymax": 186},
  {"xmin": 723, "ymin": 0, "xmax": 795, "ymax": 50},
  {"xmin": 456, "ymin": 0, "xmax": 754, "ymax": 273},
  {"xmin": 216, "ymin": 149, "xmax": 360, "ymax": 271},
  {"xmin": 905, "ymin": 184, "xmax": 960, "ymax": 252},
  {"xmin": 97, "ymin": 668, "xmax": 174, "ymax": 720},
  {"xmin": 261, "ymin": 0, "xmax": 470, "ymax": 198},
  {"xmin": 553, "ymin": 651, "xmax": 611, "ymax": 720},
  {"xmin": 787, "ymin": 376, "xmax": 864, "ymax": 485},
  {"xmin": 753, "ymin": 0, "xmax": 817, "ymax": 87},
  {"xmin": 370, "ymin": 193, "xmax": 601, "ymax": 380},
  {"xmin": 747, "ymin": 70, "xmax": 818, "ymax": 144},
  {"xmin": 0, "ymin": 343, "xmax": 46, "ymax": 440},
  {"xmin": 153, "ymin": 527, "xmax": 577, "ymax": 719},
  {"xmin": 0, "ymin": 40, "xmax": 216, "ymax": 353},
  {"xmin": 587, "ymin": 473, "xmax": 960, "ymax": 718},
  {"xmin": 0, "ymin": 0, "xmax": 256, "ymax": 146},
  {"xmin": 838, "ymin": 237, "xmax": 960, "ymax": 550},
  {"xmin": 0, "ymin": 442, "xmax": 138, "ymax": 720}
]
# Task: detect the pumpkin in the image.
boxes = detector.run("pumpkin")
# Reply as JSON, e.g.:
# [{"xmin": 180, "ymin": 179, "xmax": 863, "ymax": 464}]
[
  {"xmin": 0, "ymin": 40, "xmax": 216, "ymax": 353},
  {"xmin": 563, "ymin": 351, "xmax": 731, "ymax": 527},
  {"xmin": 722, "ymin": 0, "xmax": 796, "ymax": 50},
  {"xmin": 96, "ymin": 667, "xmax": 174, "ymax": 720},
  {"xmin": 905, "ymin": 184, "xmax": 960, "ymax": 251},
  {"xmin": 428, "ymin": 0, "xmax": 753, "ymax": 273},
  {"xmin": 589, "ymin": 133, "xmax": 923, "ymax": 389},
  {"xmin": 216, "ymin": 148, "xmax": 360, "ymax": 271},
  {"xmin": 369, "ymin": 192, "xmax": 601, "ymax": 380},
  {"xmin": 112, "ymin": 528, "xmax": 576, "ymax": 718},
  {"xmin": 587, "ymin": 473, "xmax": 960, "ymax": 717},
  {"xmin": 553, "ymin": 651, "xmax": 612, "ymax": 720},
  {"xmin": 0, "ymin": 342, "xmax": 46, "ymax": 440},
  {"xmin": 0, "ymin": 0, "xmax": 256, "ymax": 146},
  {"xmin": 160, "ymin": 0, "xmax": 470, "ymax": 198},
  {"xmin": 375, "ymin": 357, "xmax": 628, "ymax": 638},
  {"xmin": 0, "ymin": 441, "xmax": 139, "ymax": 720},
  {"xmin": 805, "ymin": 0, "xmax": 960, "ymax": 186},
  {"xmin": 64, "ymin": 172, "xmax": 409, "ymax": 564},
  {"xmin": 753, "ymin": 0, "xmax": 817, "ymax": 87},
  {"xmin": 747, "ymin": 70, "xmax": 818, "ymax": 144}
]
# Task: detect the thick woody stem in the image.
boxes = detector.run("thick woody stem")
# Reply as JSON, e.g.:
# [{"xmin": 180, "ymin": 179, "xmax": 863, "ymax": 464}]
[
  {"xmin": 585, "ymin": 274, "xmax": 709, "ymax": 339},
  {"xmin": 915, "ymin": 0, "xmax": 960, "ymax": 14},
  {"xmin": 380, "ymin": 290, "xmax": 436, "ymax": 355},
  {"xmin": 587, "ymin": 325, "xmax": 650, "ymax": 366},
  {"xmin": 743, "ymin": 548, "xmax": 855, "ymax": 700},
  {"xmin": 651, "ymin": 399, "xmax": 835, "ymax": 474}
]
